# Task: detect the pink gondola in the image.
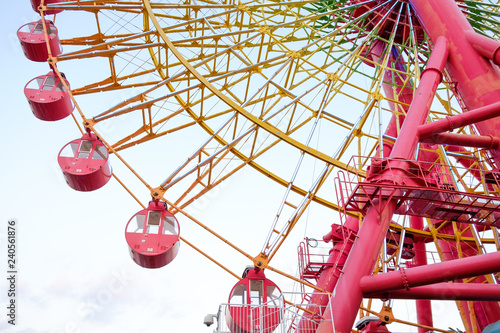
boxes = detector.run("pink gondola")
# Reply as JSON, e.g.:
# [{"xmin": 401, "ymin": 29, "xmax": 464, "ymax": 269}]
[
  {"xmin": 30, "ymin": 0, "xmax": 64, "ymax": 14},
  {"xmin": 58, "ymin": 132, "xmax": 112, "ymax": 191},
  {"xmin": 24, "ymin": 71, "xmax": 73, "ymax": 121},
  {"xmin": 226, "ymin": 267, "xmax": 283, "ymax": 333},
  {"xmin": 125, "ymin": 200, "xmax": 180, "ymax": 269},
  {"xmin": 17, "ymin": 19, "xmax": 62, "ymax": 62}
]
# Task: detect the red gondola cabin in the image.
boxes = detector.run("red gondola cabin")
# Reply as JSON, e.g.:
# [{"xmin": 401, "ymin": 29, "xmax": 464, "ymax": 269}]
[
  {"xmin": 226, "ymin": 267, "xmax": 283, "ymax": 333},
  {"xmin": 24, "ymin": 72, "xmax": 73, "ymax": 121},
  {"xmin": 58, "ymin": 132, "xmax": 112, "ymax": 191},
  {"xmin": 30, "ymin": 0, "xmax": 64, "ymax": 14},
  {"xmin": 125, "ymin": 200, "xmax": 180, "ymax": 269},
  {"xmin": 17, "ymin": 20, "xmax": 62, "ymax": 62}
]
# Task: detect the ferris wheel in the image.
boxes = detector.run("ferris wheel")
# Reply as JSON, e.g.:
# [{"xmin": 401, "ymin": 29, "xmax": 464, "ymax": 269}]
[{"xmin": 18, "ymin": 0, "xmax": 500, "ymax": 333}]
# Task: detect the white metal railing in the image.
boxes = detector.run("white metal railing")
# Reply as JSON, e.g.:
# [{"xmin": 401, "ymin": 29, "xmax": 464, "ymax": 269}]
[{"xmin": 212, "ymin": 292, "xmax": 333, "ymax": 333}]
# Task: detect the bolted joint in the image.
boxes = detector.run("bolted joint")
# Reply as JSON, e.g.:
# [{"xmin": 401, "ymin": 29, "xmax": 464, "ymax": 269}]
[
  {"xmin": 252, "ymin": 253, "xmax": 269, "ymax": 269},
  {"xmin": 151, "ymin": 187, "xmax": 166, "ymax": 200},
  {"xmin": 379, "ymin": 306, "xmax": 395, "ymax": 324}
]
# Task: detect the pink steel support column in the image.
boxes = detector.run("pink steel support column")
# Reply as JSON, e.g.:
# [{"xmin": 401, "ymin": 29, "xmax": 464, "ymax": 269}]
[
  {"xmin": 360, "ymin": 251, "xmax": 500, "ymax": 293},
  {"xmin": 365, "ymin": 283, "xmax": 500, "ymax": 302},
  {"xmin": 419, "ymin": 132, "xmax": 499, "ymax": 149},
  {"xmin": 465, "ymin": 30, "xmax": 500, "ymax": 66},
  {"xmin": 317, "ymin": 37, "xmax": 449, "ymax": 333},
  {"xmin": 417, "ymin": 101, "xmax": 500, "ymax": 139},
  {"xmin": 409, "ymin": 216, "xmax": 433, "ymax": 333}
]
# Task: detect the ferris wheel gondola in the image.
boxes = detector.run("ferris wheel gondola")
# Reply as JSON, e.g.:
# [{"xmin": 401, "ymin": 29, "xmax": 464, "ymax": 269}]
[
  {"xmin": 226, "ymin": 267, "xmax": 283, "ymax": 333},
  {"xmin": 17, "ymin": 19, "xmax": 61, "ymax": 62},
  {"xmin": 125, "ymin": 200, "xmax": 180, "ymax": 269},
  {"xmin": 24, "ymin": 71, "xmax": 73, "ymax": 121},
  {"xmin": 57, "ymin": 131, "xmax": 112, "ymax": 191},
  {"xmin": 30, "ymin": 0, "xmax": 63, "ymax": 14}
]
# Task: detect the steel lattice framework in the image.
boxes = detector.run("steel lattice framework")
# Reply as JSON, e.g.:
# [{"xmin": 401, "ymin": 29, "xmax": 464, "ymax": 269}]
[{"xmin": 21, "ymin": 0, "xmax": 500, "ymax": 332}]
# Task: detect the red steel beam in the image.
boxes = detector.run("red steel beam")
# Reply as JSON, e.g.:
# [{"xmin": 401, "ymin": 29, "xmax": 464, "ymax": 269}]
[
  {"xmin": 465, "ymin": 30, "xmax": 500, "ymax": 66},
  {"xmin": 360, "ymin": 251, "xmax": 500, "ymax": 295},
  {"xmin": 417, "ymin": 101, "xmax": 500, "ymax": 139},
  {"xmin": 419, "ymin": 132, "xmax": 499, "ymax": 149},
  {"xmin": 365, "ymin": 283, "xmax": 500, "ymax": 302}
]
